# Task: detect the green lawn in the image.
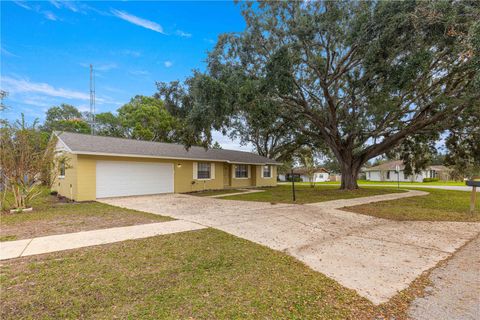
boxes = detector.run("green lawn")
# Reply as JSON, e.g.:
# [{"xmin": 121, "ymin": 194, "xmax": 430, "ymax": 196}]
[
  {"xmin": 280, "ymin": 180, "xmax": 466, "ymax": 187},
  {"xmin": 356, "ymin": 180, "xmax": 465, "ymax": 186},
  {"xmin": 0, "ymin": 228, "xmax": 417, "ymax": 319},
  {"xmin": 1, "ymin": 189, "xmax": 172, "ymax": 240},
  {"xmin": 344, "ymin": 188, "xmax": 480, "ymax": 222},
  {"xmin": 222, "ymin": 185, "xmax": 404, "ymax": 204}
]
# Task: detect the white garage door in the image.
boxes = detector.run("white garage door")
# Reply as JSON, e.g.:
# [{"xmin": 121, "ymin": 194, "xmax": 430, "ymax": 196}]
[{"xmin": 96, "ymin": 161, "xmax": 174, "ymax": 198}]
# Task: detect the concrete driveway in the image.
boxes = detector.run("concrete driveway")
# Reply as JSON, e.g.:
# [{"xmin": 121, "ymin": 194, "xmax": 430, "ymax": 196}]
[{"xmin": 100, "ymin": 190, "xmax": 479, "ymax": 305}]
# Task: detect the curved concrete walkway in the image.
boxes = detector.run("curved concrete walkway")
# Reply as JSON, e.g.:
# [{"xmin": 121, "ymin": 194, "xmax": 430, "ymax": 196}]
[
  {"xmin": 101, "ymin": 190, "xmax": 480, "ymax": 305},
  {"xmin": 0, "ymin": 220, "xmax": 205, "ymax": 260}
]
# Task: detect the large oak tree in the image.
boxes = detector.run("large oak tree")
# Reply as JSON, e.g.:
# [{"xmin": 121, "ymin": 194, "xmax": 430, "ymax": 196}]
[{"xmin": 187, "ymin": 0, "xmax": 479, "ymax": 189}]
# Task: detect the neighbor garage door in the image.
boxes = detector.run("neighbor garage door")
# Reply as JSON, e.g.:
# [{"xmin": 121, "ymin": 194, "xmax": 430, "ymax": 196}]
[{"xmin": 96, "ymin": 161, "xmax": 174, "ymax": 198}]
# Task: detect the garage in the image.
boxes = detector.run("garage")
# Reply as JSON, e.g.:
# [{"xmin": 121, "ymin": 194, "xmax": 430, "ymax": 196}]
[{"xmin": 96, "ymin": 161, "xmax": 174, "ymax": 198}]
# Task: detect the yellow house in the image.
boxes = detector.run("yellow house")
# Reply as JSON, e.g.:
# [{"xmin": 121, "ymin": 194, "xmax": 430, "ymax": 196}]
[{"xmin": 53, "ymin": 131, "xmax": 279, "ymax": 201}]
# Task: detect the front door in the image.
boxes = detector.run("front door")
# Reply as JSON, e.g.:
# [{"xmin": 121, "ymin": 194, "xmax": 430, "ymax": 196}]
[{"xmin": 223, "ymin": 164, "xmax": 230, "ymax": 187}]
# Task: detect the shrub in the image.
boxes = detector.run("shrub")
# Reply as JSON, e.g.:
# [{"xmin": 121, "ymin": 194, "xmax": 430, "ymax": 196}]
[
  {"xmin": 286, "ymin": 176, "xmax": 302, "ymax": 182},
  {"xmin": 0, "ymin": 116, "xmax": 57, "ymax": 210},
  {"xmin": 423, "ymin": 178, "xmax": 439, "ymax": 183}
]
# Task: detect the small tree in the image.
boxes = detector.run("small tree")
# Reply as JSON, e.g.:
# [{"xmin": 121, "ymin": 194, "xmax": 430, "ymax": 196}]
[{"xmin": 0, "ymin": 116, "xmax": 56, "ymax": 211}]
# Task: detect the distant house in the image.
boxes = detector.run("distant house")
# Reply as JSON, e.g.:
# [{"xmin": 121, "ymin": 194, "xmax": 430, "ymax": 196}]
[
  {"xmin": 364, "ymin": 160, "xmax": 450, "ymax": 182},
  {"xmin": 279, "ymin": 167, "xmax": 330, "ymax": 182}
]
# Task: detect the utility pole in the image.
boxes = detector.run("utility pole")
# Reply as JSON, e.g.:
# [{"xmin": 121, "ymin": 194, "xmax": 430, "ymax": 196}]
[{"xmin": 90, "ymin": 64, "xmax": 96, "ymax": 135}]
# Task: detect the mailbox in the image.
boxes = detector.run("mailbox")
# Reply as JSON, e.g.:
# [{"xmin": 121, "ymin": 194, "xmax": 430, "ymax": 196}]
[
  {"xmin": 466, "ymin": 180, "xmax": 480, "ymax": 187},
  {"xmin": 466, "ymin": 178, "xmax": 479, "ymax": 214}
]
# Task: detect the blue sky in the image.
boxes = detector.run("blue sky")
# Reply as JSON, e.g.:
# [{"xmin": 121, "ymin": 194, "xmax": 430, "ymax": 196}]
[{"xmin": 1, "ymin": 0, "xmax": 251, "ymax": 149}]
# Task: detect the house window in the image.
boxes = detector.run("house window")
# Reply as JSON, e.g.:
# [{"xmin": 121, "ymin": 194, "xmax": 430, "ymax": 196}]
[
  {"xmin": 197, "ymin": 162, "xmax": 211, "ymax": 179},
  {"xmin": 263, "ymin": 165, "xmax": 271, "ymax": 178},
  {"xmin": 386, "ymin": 171, "xmax": 391, "ymax": 179},
  {"xmin": 235, "ymin": 164, "xmax": 248, "ymax": 178},
  {"xmin": 59, "ymin": 161, "xmax": 66, "ymax": 177}
]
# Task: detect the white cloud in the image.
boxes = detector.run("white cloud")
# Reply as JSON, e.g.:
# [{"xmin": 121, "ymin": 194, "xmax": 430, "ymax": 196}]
[
  {"xmin": 129, "ymin": 70, "xmax": 150, "ymax": 76},
  {"xmin": 44, "ymin": 11, "xmax": 58, "ymax": 21},
  {"xmin": 49, "ymin": 0, "xmax": 61, "ymax": 9},
  {"xmin": 111, "ymin": 9, "xmax": 165, "ymax": 34},
  {"xmin": 164, "ymin": 61, "xmax": 173, "ymax": 68},
  {"xmin": 120, "ymin": 49, "xmax": 141, "ymax": 57},
  {"xmin": 13, "ymin": 1, "xmax": 31, "ymax": 10},
  {"xmin": 176, "ymin": 30, "xmax": 192, "ymax": 38},
  {"xmin": 49, "ymin": 0, "xmax": 84, "ymax": 13},
  {"xmin": 14, "ymin": 1, "xmax": 60, "ymax": 21},
  {"xmin": 1, "ymin": 47, "xmax": 18, "ymax": 57},
  {"xmin": 62, "ymin": 1, "xmax": 79, "ymax": 12},
  {"xmin": 1, "ymin": 76, "xmax": 90, "ymax": 100}
]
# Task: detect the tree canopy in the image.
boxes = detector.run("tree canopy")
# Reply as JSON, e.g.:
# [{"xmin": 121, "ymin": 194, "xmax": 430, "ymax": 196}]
[
  {"xmin": 177, "ymin": 0, "xmax": 479, "ymax": 189},
  {"xmin": 117, "ymin": 95, "xmax": 180, "ymax": 142},
  {"xmin": 42, "ymin": 104, "xmax": 90, "ymax": 134}
]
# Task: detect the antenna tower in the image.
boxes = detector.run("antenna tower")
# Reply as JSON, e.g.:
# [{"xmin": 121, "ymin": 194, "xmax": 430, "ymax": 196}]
[{"xmin": 89, "ymin": 64, "xmax": 96, "ymax": 135}]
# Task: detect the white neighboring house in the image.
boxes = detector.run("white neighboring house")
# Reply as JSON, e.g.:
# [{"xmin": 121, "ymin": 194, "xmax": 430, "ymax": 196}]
[
  {"xmin": 364, "ymin": 160, "xmax": 450, "ymax": 182},
  {"xmin": 279, "ymin": 167, "xmax": 330, "ymax": 182}
]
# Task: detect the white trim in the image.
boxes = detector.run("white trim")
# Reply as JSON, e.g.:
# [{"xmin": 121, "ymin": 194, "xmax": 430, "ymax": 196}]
[
  {"xmin": 69, "ymin": 151, "xmax": 278, "ymax": 165},
  {"xmin": 211, "ymin": 163, "xmax": 215, "ymax": 179},
  {"xmin": 195, "ymin": 161, "xmax": 214, "ymax": 180},
  {"xmin": 53, "ymin": 134, "xmax": 73, "ymax": 153},
  {"xmin": 233, "ymin": 164, "xmax": 250, "ymax": 179},
  {"xmin": 262, "ymin": 165, "xmax": 272, "ymax": 179},
  {"xmin": 193, "ymin": 162, "xmax": 198, "ymax": 179},
  {"xmin": 247, "ymin": 165, "xmax": 251, "ymax": 178}
]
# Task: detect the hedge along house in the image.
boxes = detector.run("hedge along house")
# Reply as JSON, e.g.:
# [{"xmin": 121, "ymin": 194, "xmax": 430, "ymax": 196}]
[{"xmin": 53, "ymin": 131, "xmax": 280, "ymax": 201}]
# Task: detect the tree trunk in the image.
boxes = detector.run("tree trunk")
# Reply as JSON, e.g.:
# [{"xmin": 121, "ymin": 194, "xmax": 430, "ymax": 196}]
[{"xmin": 339, "ymin": 161, "xmax": 361, "ymax": 190}]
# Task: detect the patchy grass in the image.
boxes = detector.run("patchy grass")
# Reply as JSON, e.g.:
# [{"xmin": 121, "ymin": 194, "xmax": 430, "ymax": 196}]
[
  {"xmin": 344, "ymin": 188, "xmax": 480, "ymax": 222},
  {"xmin": 222, "ymin": 185, "xmax": 404, "ymax": 204},
  {"xmin": 1, "ymin": 189, "xmax": 172, "ymax": 240},
  {"xmin": 0, "ymin": 235, "xmax": 17, "ymax": 242},
  {"xmin": 190, "ymin": 189, "xmax": 245, "ymax": 197},
  {"xmin": 1, "ymin": 228, "xmax": 418, "ymax": 319}
]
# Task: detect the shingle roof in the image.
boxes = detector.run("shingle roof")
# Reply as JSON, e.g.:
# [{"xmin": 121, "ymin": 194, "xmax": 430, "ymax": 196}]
[
  {"xmin": 55, "ymin": 131, "xmax": 280, "ymax": 165},
  {"xmin": 365, "ymin": 160, "xmax": 449, "ymax": 172}
]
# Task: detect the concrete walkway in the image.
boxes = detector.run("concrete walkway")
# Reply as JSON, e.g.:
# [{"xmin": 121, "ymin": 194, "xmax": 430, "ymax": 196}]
[
  {"xmin": 408, "ymin": 236, "xmax": 480, "ymax": 320},
  {"xmin": 0, "ymin": 220, "xmax": 205, "ymax": 260},
  {"xmin": 101, "ymin": 190, "xmax": 480, "ymax": 305}
]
